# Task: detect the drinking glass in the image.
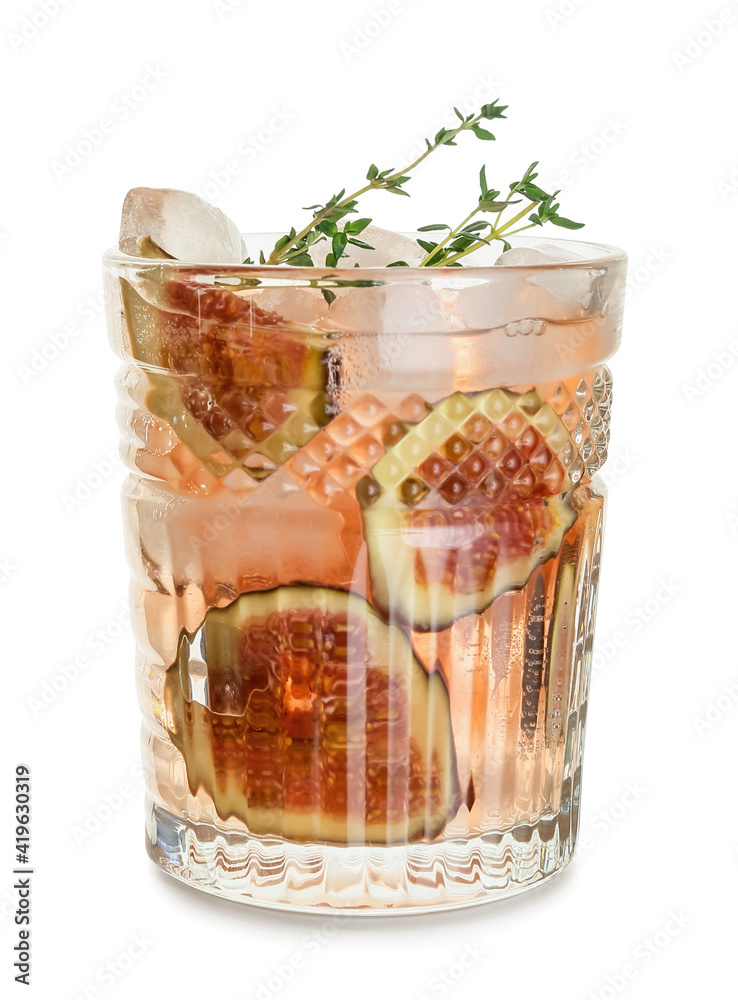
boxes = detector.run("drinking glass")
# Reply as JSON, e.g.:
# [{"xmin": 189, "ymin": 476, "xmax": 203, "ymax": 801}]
[{"xmin": 103, "ymin": 235, "xmax": 626, "ymax": 912}]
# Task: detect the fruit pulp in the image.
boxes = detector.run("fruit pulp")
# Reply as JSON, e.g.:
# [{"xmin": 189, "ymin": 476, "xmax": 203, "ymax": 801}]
[{"xmin": 163, "ymin": 587, "xmax": 459, "ymax": 844}]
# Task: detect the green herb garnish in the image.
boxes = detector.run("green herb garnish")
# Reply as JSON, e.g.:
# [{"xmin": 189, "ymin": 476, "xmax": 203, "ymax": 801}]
[
  {"xmin": 414, "ymin": 162, "xmax": 583, "ymax": 267},
  {"xmin": 260, "ymin": 101, "xmax": 583, "ymax": 269}
]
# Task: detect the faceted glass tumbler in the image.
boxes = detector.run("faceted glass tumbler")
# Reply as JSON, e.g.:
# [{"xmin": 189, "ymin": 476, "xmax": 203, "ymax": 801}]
[{"xmin": 103, "ymin": 236, "xmax": 626, "ymax": 913}]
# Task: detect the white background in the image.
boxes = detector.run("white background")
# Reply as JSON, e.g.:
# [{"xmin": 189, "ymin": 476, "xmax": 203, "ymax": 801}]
[{"xmin": 2, "ymin": 0, "xmax": 736, "ymax": 997}]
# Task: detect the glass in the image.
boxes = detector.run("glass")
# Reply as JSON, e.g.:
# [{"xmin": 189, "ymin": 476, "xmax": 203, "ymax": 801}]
[{"xmin": 103, "ymin": 235, "xmax": 626, "ymax": 912}]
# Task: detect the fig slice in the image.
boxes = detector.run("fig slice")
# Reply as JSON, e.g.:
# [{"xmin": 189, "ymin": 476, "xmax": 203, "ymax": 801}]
[
  {"xmin": 163, "ymin": 587, "xmax": 460, "ymax": 844},
  {"xmin": 361, "ymin": 388, "xmax": 577, "ymax": 631},
  {"xmin": 120, "ymin": 277, "xmax": 332, "ymax": 481},
  {"xmin": 363, "ymin": 497, "xmax": 574, "ymax": 631}
]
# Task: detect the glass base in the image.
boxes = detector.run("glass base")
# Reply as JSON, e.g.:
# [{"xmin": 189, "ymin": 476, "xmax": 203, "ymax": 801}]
[{"xmin": 145, "ymin": 798, "xmax": 579, "ymax": 914}]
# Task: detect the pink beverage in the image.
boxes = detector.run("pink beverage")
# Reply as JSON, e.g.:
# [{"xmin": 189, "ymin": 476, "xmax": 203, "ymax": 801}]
[{"xmin": 104, "ymin": 234, "xmax": 626, "ymax": 911}]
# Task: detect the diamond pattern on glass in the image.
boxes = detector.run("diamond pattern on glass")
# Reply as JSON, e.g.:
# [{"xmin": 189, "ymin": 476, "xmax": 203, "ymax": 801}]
[
  {"xmin": 370, "ymin": 369, "xmax": 612, "ymax": 506},
  {"xmin": 285, "ymin": 394, "xmax": 422, "ymax": 506},
  {"xmin": 285, "ymin": 370, "xmax": 612, "ymax": 508}
]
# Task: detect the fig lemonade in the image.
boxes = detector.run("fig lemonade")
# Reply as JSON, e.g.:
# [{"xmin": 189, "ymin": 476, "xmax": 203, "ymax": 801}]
[{"xmin": 106, "ymin": 111, "xmax": 625, "ymax": 908}]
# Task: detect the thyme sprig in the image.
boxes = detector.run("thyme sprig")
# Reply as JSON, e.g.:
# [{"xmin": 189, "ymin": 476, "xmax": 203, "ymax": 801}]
[
  {"xmin": 414, "ymin": 162, "xmax": 583, "ymax": 267},
  {"xmin": 258, "ymin": 101, "xmax": 584, "ymax": 271},
  {"xmin": 264, "ymin": 101, "xmax": 508, "ymax": 266}
]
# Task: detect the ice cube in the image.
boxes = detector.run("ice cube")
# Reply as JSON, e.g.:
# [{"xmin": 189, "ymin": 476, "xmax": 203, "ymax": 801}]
[
  {"xmin": 327, "ymin": 281, "xmax": 445, "ymax": 335},
  {"xmin": 451, "ymin": 251, "xmax": 614, "ymax": 388},
  {"xmin": 311, "ymin": 226, "xmax": 426, "ymax": 268},
  {"xmin": 119, "ymin": 187, "xmax": 246, "ymax": 264},
  {"xmin": 527, "ymin": 242, "xmax": 582, "ymax": 262},
  {"xmin": 533, "ymin": 265, "xmax": 602, "ymax": 312},
  {"xmin": 494, "ymin": 242, "xmax": 599, "ymax": 311},
  {"xmin": 494, "ymin": 247, "xmax": 559, "ymax": 267},
  {"xmin": 326, "ymin": 282, "xmax": 455, "ymax": 394},
  {"xmin": 256, "ymin": 286, "xmax": 329, "ymax": 326},
  {"xmin": 453, "ymin": 269, "xmax": 599, "ymax": 331},
  {"xmin": 494, "ymin": 244, "xmax": 582, "ymax": 267}
]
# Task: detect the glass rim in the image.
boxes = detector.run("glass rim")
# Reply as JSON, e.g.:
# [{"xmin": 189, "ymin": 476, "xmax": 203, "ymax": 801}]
[{"xmin": 103, "ymin": 233, "xmax": 627, "ymax": 281}]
